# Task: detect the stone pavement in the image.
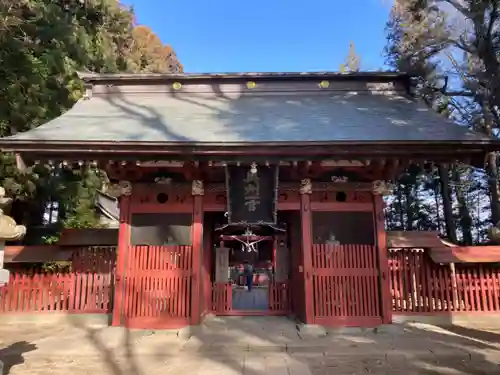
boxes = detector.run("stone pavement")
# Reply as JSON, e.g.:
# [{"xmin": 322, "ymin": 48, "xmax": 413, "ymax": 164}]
[{"xmin": 0, "ymin": 315, "xmax": 500, "ymax": 374}]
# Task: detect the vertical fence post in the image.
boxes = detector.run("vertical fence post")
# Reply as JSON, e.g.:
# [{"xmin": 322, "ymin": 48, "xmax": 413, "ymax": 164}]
[{"xmin": 450, "ymin": 262, "xmax": 458, "ymax": 311}]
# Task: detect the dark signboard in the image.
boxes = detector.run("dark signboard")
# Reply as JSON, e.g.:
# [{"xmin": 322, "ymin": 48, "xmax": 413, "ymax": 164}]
[{"xmin": 226, "ymin": 165, "xmax": 279, "ymax": 225}]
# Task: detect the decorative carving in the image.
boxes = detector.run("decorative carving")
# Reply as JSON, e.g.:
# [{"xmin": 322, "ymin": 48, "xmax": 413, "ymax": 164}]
[
  {"xmin": 488, "ymin": 222, "xmax": 500, "ymax": 241},
  {"xmin": 155, "ymin": 177, "xmax": 172, "ymax": 185},
  {"xmin": 0, "ymin": 187, "xmax": 26, "ymax": 241},
  {"xmin": 105, "ymin": 180, "xmax": 132, "ymax": 198},
  {"xmin": 299, "ymin": 179, "xmax": 312, "ymax": 195},
  {"xmin": 372, "ymin": 180, "xmax": 393, "ymax": 196},
  {"xmin": 192, "ymin": 180, "xmax": 204, "ymax": 196},
  {"xmin": 330, "ymin": 175, "xmax": 348, "ymax": 183}
]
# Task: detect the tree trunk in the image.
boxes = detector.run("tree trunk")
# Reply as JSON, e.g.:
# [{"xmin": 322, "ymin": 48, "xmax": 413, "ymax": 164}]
[
  {"xmin": 452, "ymin": 166, "xmax": 473, "ymax": 245},
  {"xmin": 433, "ymin": 183, "xmax": 442, "ymax": 233},
  {"xmin": 397, "ymin": 189, "xmax": 404, "ymax": 229},
  {"xmin": 404, "ymin": 187, "xmax": 414, "ymax": 231},
  {"xmin": 438, "ymin": 164, "xmax": 457, "ymax": 243},
  {"xmin": 486, "ymin": 152, "xmax": 500, "ymax": 224}
]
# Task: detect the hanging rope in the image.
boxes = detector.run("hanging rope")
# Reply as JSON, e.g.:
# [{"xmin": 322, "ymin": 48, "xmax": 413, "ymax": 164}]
[{"xmin": 230, "ymin": 228, "xmax": 265, "ymax": 252}]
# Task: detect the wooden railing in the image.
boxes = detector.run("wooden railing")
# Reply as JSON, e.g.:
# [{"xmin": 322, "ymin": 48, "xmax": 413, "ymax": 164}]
[
  {"xmin": 122, "ymin": 245, "xmax": 193, "ymax": 328},
  {"xmin": 0, "ymin": 272, "xmax": 113, "ymax": 313},
  {"xmin": 211, "ymin": 283, "xmax": 232, "ymax": 313},
  {"xmin": 4, "ymin": 245, "xmax": 500, "ymax": 318},
  {"xmin": 311, "ymin": 244, "xmax": 382, "ymax": 326},
  {"xmin": 0, "ymin": 247, "xmax": 116, "ymax": 313},
  {"xmin": 269, "ymin": 281, "xmax": 290, "ymax": 312},
  {"xmin": 389, "ymin": 249, "xmax": 500, "ymax": 313}
]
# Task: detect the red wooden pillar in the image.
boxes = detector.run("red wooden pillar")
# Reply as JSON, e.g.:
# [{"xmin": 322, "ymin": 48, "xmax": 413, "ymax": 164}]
[
  {"xmin": 373, "ymin": 193, "xmax": 392, "ymax": 324},
  {"xmin": 190, "ymin": 180, "xmax": 204, "ymax": 325},
  {"xmin": 299, "ymin": 179, "xmax": 314, "ymax": 324},
  {"xmin": 202, "ymin": 214, "xmax": 212, "ymax": 315},
  {"xmin": 112, "ymin": 182, "xmax": 132, "ymax": 327}
]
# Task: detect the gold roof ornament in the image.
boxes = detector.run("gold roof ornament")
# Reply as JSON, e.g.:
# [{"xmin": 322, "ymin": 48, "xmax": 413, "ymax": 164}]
[
  {"xmin": 0, "ymin": 187, "xmax": 26, "ymax": 241},
  {"xmin": 246, "ymin": 81, "xmax": 256, "ymax": 89},
  {"xmin": 172, "ymin": 82, "xmax": 182, "ymax": 90},
  {"xmin": 319, "ymin": 80, "xmax": 330, "ymax": 88}
]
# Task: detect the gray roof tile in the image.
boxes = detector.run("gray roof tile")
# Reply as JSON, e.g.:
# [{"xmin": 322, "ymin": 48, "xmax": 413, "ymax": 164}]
[{"xmin": 5, "ymin": 92, "xmax": 487, "ymax": 143}]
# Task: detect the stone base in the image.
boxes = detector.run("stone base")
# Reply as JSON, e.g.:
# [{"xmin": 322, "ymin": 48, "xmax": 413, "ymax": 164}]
[
  {"xmin": 392, "ymin": 313, "xmax": 500, "ymax": 328},
  {"xmin": 0, "ymin": 312, "xmax": 111, "ymax": 328},
  {"xmin": 296, "ymin": 323, "xmax": 327, "ymax": 339}
]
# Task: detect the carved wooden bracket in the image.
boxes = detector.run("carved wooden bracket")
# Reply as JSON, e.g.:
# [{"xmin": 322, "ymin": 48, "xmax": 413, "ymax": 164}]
[
  {"xmin": 105, "ymin": 180, "xmax": 132, "ymax": 198},
  {"xmin": 299, "ymin": 179, "xmax": 312, "ymax": 195},
  {"xmin": 372, "ymin": 180, "xmax": 393, "ymax": 196},
  {"xmin": 192, "ymin": 180, "xmax": 204, "ymax": 196},
  {"xmin": 488, "ymin": 221, "xmax": 500, "ymax": 241}
]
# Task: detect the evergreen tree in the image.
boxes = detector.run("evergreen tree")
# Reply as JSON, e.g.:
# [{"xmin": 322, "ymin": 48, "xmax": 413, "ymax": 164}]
[{"xmin": 0, "ymin": 0, "xmax": 182, "ymax": 232}]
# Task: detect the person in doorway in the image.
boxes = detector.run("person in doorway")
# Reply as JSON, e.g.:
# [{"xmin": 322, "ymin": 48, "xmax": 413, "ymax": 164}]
[{"xmin": 243, "ymin": 260, "xmax": 254, "ymax": 292}]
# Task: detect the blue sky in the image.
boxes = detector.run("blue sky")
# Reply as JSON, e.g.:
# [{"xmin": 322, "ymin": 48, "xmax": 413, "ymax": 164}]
[{"xmin": 122, "ymin": 0, "xmax": 392, "ymax": 73}]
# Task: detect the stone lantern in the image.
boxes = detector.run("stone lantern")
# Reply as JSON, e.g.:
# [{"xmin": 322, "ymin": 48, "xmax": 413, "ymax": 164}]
[{"xmin": 0, "ymin": 187, "xmax": 26, "ymax": 286}]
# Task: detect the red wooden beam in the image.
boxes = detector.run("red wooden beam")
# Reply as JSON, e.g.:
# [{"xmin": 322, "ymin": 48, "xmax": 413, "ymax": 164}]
[
  {"xmin": 219, "ymin": 235, "xmax": 274, "ymax": 242},
  {"xmin": 3, "ymin": 245, "xmax": 72, "ymax": 263}
]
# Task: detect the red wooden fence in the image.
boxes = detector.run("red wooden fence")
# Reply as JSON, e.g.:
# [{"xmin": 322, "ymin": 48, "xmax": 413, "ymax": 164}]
[
  {"xmin": 121, "ymin": 245, "xmax": 192, "ymax": 329},
  {"xmin": 312, "ymin": 244, "xmax": 383, "ymax": 326},
  {"xmin": 0, "ymin": 247, "xmax": 115, "ymax": 313},
  {"xmin": 4, "ymin": 245, "xmax": 500, "ymax": 321},
  {"xmin": 211, "ymin": 283, "xmax": 232, "ymax": 313},
  {"xmin": 389, "ymin": 249, "xmax": 500, "ymax": 313},
  {"xmin": 269, "ymin": 282, "xmax": 290, "ymax": 312}
]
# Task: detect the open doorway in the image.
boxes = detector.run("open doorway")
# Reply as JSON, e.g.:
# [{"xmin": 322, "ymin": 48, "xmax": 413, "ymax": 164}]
[{"xmin": 205, "ymin": 211, "xmax": 292, "ymax": 315}]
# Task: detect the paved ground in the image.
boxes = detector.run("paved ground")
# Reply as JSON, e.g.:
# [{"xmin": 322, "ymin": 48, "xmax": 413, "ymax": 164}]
[
  {"xmin": 232, "ymin": 287, "xmax": 268, "ymax": 310},
  {"xmin": 1, "ymin": 315, "xmax": 500, "ymax": 374}
]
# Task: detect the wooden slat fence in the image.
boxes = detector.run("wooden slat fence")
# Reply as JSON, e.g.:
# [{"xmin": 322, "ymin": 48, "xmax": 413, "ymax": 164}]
[
  {"xmin": 312, "ymin": 244, "xmax": 382, "ymax": 326},
  {"xmin": 389, "ymin": 249, "xmax": 500, "ymax": 313},
  {"xmin": 211, "ymin": 283, "xmax": 232, "ymax": 313},
  {"xmin": 269, "ymin": 281, "xmax": 290, "ymax": 312},
  {"xmin": 122, "ymin": 245, "xmax": 192, "ymax": 328},
  {"xmin": 0, "ymin": 247, "xmax": 116, "ymax": 313}
]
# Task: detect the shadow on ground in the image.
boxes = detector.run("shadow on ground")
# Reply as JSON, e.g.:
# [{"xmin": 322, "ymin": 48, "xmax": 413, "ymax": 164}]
[
  {"xmin": 2, "ymin": 314, "xmax": 500, "ymax": 374},
  {"xmin": 0, "ymin": 341, "xmax": 37, "ymax": 374}
]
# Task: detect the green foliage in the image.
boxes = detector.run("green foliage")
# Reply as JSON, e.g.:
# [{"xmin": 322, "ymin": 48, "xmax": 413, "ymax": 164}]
[
  {"xmin": 0, "ymin": 153, "xmax": 39, "ymax": 201},
  {"xmin": 56, "ymin": 166, "xmax": 104, "ymax": 229},
  {"xmin": 41, "ymin": 234, "xmax": 60, "ymax": 245},
  {"xmin": 0, "ymin": 0, "xmax": 182, "ymax": 230},
  {"xmin": 41, "ymin": 261, "xmax": 71, "ymax": 273}
]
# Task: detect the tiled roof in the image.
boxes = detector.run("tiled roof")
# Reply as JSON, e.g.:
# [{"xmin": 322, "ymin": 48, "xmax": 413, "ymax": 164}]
[{"xmin": 4, "ymin": 91, "xmax": 487, "ymax": 143}]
